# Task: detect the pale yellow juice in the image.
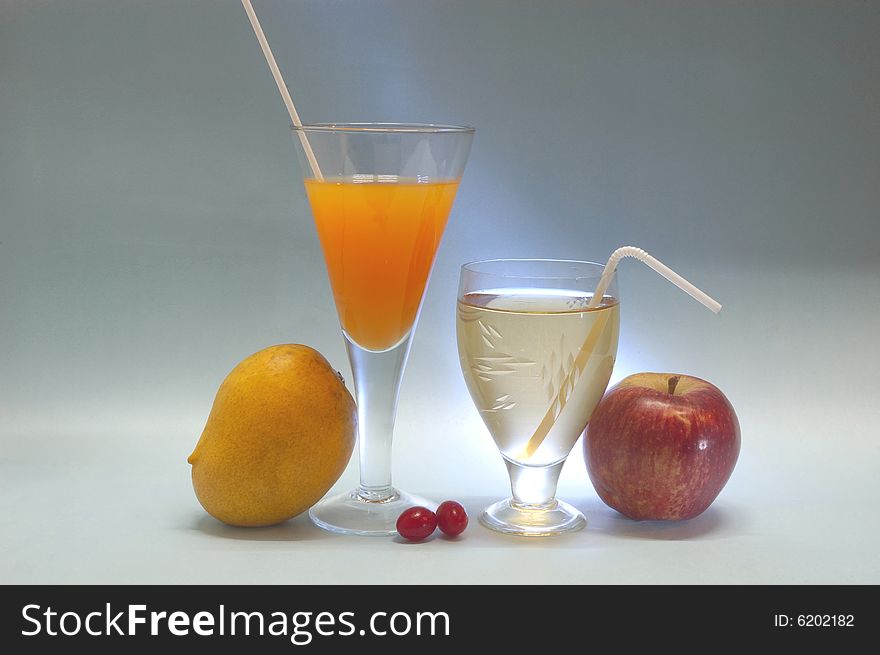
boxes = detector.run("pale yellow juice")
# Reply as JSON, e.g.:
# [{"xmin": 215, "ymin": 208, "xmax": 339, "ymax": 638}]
[{"xmin": 457, "ymin": 289, "xmax": 619, "ymax": 467}]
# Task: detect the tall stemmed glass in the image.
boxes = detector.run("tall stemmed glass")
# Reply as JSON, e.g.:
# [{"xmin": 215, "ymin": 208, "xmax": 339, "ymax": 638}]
[
  {"xmin": 457, "ymin": 259, "xmax": 619, "ymax": 536},
  {"xmin": 293, "ymin": 123, "xmax": 473, "ymax": 536}
]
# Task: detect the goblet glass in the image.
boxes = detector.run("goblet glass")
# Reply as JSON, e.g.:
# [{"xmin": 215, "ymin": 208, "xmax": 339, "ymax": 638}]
[{"xmin": 456, "ymin": 259, "xmax": 619, "ymax": 536}]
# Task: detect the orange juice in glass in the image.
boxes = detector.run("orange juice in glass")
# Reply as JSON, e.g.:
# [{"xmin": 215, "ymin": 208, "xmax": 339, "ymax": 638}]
[
  {"xmin": 293, "ymin": 124, "xmax": 473, "ymax": 536},
  {"xmin": 305, "ymin": 178, "xmax": 459, "ymax": 352}
]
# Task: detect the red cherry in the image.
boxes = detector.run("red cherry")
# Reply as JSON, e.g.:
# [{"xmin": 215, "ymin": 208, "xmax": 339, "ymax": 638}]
[
  {"xmin": 396, "ymin": 506, "xmax": 437, "ymax": 541},
  {"xmin": 436, "ymin": 500, "xmax": 468, "ymax": 537}
]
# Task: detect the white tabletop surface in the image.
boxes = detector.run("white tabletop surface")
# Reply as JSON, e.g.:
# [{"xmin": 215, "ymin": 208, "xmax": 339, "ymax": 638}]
[
  {"xmin": 2, "ymin": 414, "xmax": 876, "ymax": 585},
  {"xmin": 3, "ymin": 269, "xmax": 878, "ymax": 585}
]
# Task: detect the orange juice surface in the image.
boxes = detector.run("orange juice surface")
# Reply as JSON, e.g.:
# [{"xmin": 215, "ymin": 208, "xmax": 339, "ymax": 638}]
[{"xmin": 304, "ymin": 178, "xmax": 460, "ymax": 351}]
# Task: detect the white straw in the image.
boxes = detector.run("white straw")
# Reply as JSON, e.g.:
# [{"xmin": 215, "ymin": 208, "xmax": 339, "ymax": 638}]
[
  {"xmin": 240, "ymin": 0, "xmax": 323, "ymax": 180},
  {"xmin": 588, "ymin": 246, "xmax": 722, "ymax": 314}
]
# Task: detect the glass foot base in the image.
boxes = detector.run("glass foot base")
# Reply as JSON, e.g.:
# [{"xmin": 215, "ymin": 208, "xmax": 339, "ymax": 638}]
[
  {"xmin": 309, "ymin": 488, "xmax": 436, "ymax": 536},
  {"xmin": 479, "ymin": 498, "xmax": 586, "ymax": 537}
]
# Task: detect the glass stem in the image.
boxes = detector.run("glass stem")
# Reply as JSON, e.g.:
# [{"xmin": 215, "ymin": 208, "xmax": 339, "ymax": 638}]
[
  {"xmin": 345, "ymin": 334, "xmax": 413, "ymax": 502},
  {"xmin": 504, "ymin": 458, "xmax": 565, "ymax": 509}
]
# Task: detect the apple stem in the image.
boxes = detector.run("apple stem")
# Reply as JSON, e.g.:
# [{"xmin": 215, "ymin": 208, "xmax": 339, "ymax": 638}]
[{"xmin": 667, "ymin": 375, "xmax": 681, "ymax": 395}]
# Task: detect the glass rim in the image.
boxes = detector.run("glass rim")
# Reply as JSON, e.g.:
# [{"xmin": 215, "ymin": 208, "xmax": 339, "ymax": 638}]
[
  {"xmin": 291, "ymin": 122, "xmax": 475, "ymax": 134},
  {"xmin": 460, "ymin": 258, "xmax": 611, "ymax": 280}
]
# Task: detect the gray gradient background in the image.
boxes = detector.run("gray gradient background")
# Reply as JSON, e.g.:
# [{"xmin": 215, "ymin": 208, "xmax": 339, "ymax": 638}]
[{"xmin": 2, "ymin": 0, "xmax": 878, "ymax": 583}]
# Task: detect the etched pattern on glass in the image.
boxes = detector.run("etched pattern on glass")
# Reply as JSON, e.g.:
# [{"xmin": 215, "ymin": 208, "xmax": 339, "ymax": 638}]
[{"xmin": 457, "ymin": 290, "xmax": 619, "ymax": 467}]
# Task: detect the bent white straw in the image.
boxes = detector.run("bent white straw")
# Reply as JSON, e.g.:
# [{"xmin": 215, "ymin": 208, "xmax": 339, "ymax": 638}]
[
  {"xmin": 588, "ymin": 246, "xmax": 722, "ymax": 313},
  {"xmin": 520, "ymin": 247, "xmax": 720, "ymax": 459}
]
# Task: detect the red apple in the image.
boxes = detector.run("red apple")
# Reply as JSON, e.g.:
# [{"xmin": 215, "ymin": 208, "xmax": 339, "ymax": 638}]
[{"xmin": 584, "ymin": 373, "xmax": 740, "ymax": 520}]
